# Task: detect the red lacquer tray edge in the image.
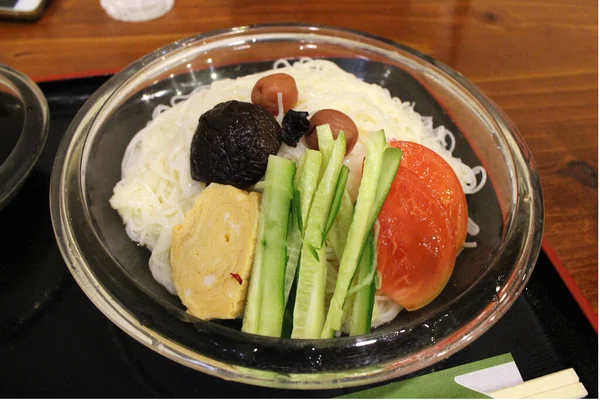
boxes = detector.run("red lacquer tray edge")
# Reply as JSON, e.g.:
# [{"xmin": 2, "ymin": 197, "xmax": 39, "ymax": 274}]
[{"xmin": 542, "ymin": 238, "xmax": 598, "ymax": 333}]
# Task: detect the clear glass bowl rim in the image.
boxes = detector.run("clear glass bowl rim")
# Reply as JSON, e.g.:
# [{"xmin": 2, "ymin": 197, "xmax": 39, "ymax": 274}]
[
  {"xmin": 0, "ymin": 64, "xmax": 49, "ymax": 210},
  {"xmin": 50, "ymin": 23, "xmax": 544, "ymax": 389}
]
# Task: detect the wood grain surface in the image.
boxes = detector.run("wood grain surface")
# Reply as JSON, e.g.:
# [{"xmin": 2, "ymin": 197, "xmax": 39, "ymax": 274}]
[{"xmin": 0, "ymin": 0, "xmax": 597, "ymax": 312}]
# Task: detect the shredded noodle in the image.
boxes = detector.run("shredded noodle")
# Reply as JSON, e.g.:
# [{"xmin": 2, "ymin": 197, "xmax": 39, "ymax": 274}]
[
  {"xmin": 468, "ymin": 217, "xmax": 481, "ymax": 236},
  {"xmin": 276, "ymin": 92, "xmax": 284, "ymax": 124},
  {"xmin": 110, "ymin": 58, "xmax": 486, "ymax": 325}
]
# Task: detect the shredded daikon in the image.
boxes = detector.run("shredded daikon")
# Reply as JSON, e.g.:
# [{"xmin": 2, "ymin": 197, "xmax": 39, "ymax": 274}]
[{"xmin": 110, "ymin": 58, "xmax": 486, "ymax": 325}]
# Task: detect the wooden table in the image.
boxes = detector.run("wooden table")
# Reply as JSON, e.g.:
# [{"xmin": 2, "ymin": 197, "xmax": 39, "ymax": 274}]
[{"xmin": 1, "ymin": 0, "xmax": 597, "ymax": 313}]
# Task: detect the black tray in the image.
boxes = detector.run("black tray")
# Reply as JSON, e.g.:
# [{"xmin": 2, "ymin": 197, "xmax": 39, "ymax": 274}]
[{"xmin": 0, "ymin": 76, "xmax": 597, "ymax": 397}]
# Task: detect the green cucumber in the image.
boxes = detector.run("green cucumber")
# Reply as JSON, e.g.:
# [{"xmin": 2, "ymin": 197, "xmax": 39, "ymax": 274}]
[
  {"xmin": 323, "ymin": 143, "xmax": 402, "ymax": 337},
  {"xmin": 317, "ymin": 124, "xmax": 335, "ymax": 177},
  {"xmin": 324, "ymin": 165, "xmax": 349, "ymax": 240},
  {"xmin": 327, "ymin": 189, "xmax": 354, "ymax": 261},
  {"xmin": 344, "ymin": 149, "xmax": 402, "ymax": 336},
  {"xmin": 284, "ymin": 150, "xmax": 322, "ymax": 305},
  {"xmin": 298, "ymin": 150, "xmax": 323, "ymax": 228},
  {"xmin": 242, "ymin": 155, "xmax": 295, "ymax": 337},
  {"xmin": 348, "ymin": 229, "xmax": 377, "ymax": 336},
  {"xmin": 292, "ymin": 132, "xmax": 347, "ymax": 339},
  {"xmin": 281, "ymin": 273, "xmax": 298, "ymax": 339},
  {"xmin": 369, "ymin": 147, "xmax": 403, "ymax": 227},
  {"xmin": 321, "ymin": 131, "xmax": 389, "ymax": 337}
]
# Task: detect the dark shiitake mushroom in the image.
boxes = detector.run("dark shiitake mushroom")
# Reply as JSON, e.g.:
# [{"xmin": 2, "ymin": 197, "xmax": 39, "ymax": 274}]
[{"xmin": 190, "ymin": 100, "xmax": 280, "ymax": 188}]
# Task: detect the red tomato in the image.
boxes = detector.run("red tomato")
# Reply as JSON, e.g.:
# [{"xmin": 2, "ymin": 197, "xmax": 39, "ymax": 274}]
[
  {"xmin": 390, "ymin": 141, "xmax": 468, "ymax": 252},
  {"xmin": 377, "ymin": 167, "xmax": 457, "ymax": 311}
]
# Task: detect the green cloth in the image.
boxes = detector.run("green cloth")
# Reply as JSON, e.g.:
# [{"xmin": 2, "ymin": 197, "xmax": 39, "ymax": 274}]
[{"xmin": 341, "ymin": 353, "xmax": 514, "ymax": 398}]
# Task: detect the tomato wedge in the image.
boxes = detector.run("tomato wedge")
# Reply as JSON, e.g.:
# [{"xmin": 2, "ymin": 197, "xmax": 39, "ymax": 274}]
[
  {"xmin": 390, "ymin": 141, "xmax": 468, "ymax": 252},
  {"xmin": 377, "ymin": 167, "xmax": 456, "ymax": 311}
]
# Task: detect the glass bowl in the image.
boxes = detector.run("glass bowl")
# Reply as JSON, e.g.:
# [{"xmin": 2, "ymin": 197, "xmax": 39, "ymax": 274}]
[
  {"xmin": 50, "ymin": 24, "xmax": 544, "ymax": 389},
  {"xmin": 0, "ymin": 65, "xmax": 49, "ymax": 211}
]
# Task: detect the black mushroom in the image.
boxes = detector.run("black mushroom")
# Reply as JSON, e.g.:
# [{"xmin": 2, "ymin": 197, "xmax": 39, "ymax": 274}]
[
  {"xmin": 279, "ymin": 110, "xmax": 309, "ymax": 147},
  {"xmin": 190, "ymin": 100, "xmax": 281, "ymax": 188}
]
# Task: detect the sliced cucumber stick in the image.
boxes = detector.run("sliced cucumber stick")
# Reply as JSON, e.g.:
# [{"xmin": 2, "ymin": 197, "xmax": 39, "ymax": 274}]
[
  {"xmin": 292, "ymin": 132, "xmax": 347, "ymax": 339},
  {"xmin": 369, "ymin": 147, "xmax": 403, "ymax": 226},
  {"xmin": 316, "ymin": 124, "xmax": 335, "ymax": 177},
  {"xmin": 321, "ymin": 131, "xmax": 389, "ymax": 336},
  {"xmin": 327, "ymin": 189, "xmax": 353, "ymax": 261},
  {"xmin": 348, "ymin": 230, "xmax": 377, "ymax": 336},
  {"xmin": 242, "ymin": 155, "xmax": 295, "ymax": 337},
  {"xmin": 284, "ymin": 150, "xmax": 322, "ymax": 305},
  {"xmin": 324, "ymin": 165, "xmax": 349, "ymax": 239}
]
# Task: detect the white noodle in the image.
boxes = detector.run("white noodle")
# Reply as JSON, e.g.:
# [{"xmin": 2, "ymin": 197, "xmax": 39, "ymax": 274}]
[
  {"xmin": 110, "ymin": 58, "xmax": 487, "ymax": 325},
  {"xmin": 151, "ymin": 104, "xmax": 171, "ymax": 120},
  {"xmin": 468, "ymin": 217, "xmax": 481, "ymax": 236},
  {"xmin": 372, "ymin": 296, "xmax": 404, "ymax": 327},
  {"xmin": 470, "ymin": 166, "xmax": 488, "ymax": 194},
  {"xmin": 273, "ymin": 59, "xmax": 292, "ymax": 69},
  {"xmin": 275, "ymin": 92, "xmax": 284, "ymax": 124}
]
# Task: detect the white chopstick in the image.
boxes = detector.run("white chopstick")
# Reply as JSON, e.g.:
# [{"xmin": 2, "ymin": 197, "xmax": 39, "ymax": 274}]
[
  {"xmin": 489, "ymin": 368, "xmax": 587, "ymax": 399},
  {"xmin": 525, "ymin": 382, "xmax": 588, "ymax": 399}
]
